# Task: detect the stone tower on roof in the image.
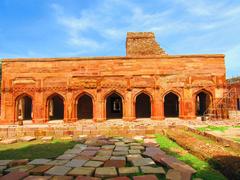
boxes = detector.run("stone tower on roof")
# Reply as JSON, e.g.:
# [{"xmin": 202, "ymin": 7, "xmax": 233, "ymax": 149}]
[{"xmin": 126, "ymin": 32, "xmax": 167, "ymax": 56}]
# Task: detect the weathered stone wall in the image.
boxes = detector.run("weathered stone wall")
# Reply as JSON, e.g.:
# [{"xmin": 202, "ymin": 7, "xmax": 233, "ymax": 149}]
[{"xmin": 0, "ymin": 32, "xmax": 226, "ymax": 124}]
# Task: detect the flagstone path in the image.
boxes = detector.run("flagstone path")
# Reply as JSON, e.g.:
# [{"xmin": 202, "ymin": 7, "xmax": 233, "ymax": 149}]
[{"xmin": 0, "ymin": 136, "xmax": 197, "ymax": 180}]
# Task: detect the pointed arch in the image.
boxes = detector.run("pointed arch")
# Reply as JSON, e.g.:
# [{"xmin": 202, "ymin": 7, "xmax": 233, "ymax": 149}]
[
  {"xmin": 105, "ymin": 90, "xmax": 124, "ymax": 119},
  {"xmin": 134, "ymin": 91, "xmax": 152, "ymax": 118},
  {"xmin": 163, "ymin": 91, "xmax": 180, "ymax": 117},
  {"xmin": 15, "ymin": 93, "xmax": 33, "ymax": 122},
  {"xmin": 46, "ymin": 93, "xmax": 64, "ymax": 120},
  {"xmin": 76, "ymin": 92, "xmax": 94, "ymax": 120},
  {"xmin": 133, "ymin": 90, "xmax": 153, "ymax": 103},
  {"xmin": 194, "ymin": 89, "xmax": 213, "ymax": 116},
  {"xmin": 104, "ymin": 90, "xmax": 124, "ymax": 100}
]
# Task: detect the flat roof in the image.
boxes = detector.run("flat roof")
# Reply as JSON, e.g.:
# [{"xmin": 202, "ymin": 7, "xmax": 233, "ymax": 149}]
[{"xmin": 2, "ymin": 54, "xmax": 225, "ymax": 62}]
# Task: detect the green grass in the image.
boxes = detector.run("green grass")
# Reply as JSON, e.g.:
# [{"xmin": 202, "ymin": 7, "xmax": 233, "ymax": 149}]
[
  {"xmin": 0, "ymin": 140, "xmax": 78, "ymax": 160},
  {"xmin": 155, "ymin": 134, "xmax": 227, "ymax": 180},
  {"xmin": 233, "ymin": 138, "xmax": 240, "ymax": 143},
  {"xmin": 197, "ymin": 125, "xmax": 240, "ymax": 132},
  {"xmin": 197, "ymin": 126, "xmax": 230, "ymax": 132}
]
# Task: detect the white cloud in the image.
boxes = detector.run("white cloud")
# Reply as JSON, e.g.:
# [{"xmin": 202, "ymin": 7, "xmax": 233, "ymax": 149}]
[
  {"xmin": 50, "ymin": 0, "xmax": 240, "ymax": 77},
  {"xmin": 225, "ymin": 44, "xmax": 240, "ymax": 77}
]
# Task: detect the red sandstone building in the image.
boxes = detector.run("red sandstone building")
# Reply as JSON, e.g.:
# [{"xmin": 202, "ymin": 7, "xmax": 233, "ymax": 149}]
[{"xmin": 0, "ymin": 32, "xmax": 227, "ymax": 124}]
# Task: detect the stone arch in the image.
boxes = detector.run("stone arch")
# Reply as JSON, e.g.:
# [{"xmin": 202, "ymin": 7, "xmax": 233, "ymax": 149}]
[
  {"xmin": 163, "ymin": 91, "xmax": 180, "ymax": 117},
  {"xmin": 194, "ymin": 89, "xmax": 213, "ymax": 116},
  {"xmin": 105, "ymin": 90, "xmax": 124, "ymax": 119},
  {"xmin": 134, "ymin": 91, "xmax": 153, "ymax": 118},
  {"xmin": 75, "ymin": 92, "xmax": 94, "ymax": 120},
  {"xmin": 46, "ymin": 93, "xmax": 64, "ymax": 120},
  {"xmin": 15, "ymin": 93, "xmax": 33, "ymax": 122}
]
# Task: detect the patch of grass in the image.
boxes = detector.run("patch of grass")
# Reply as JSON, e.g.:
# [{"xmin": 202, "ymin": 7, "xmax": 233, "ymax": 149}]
[
  {"xmin": 233, "ymin": 138, "xmax": 240, "ymax": 143},
  {"xmin": 197, "ymin": 126, "xmax": 229, "ymax": 132},
  {"xmin": 0, "ymin": 140, "xmax": 78, "ymax": 160},
  {"xmin": 197, "ymin": 125, "xmax": 240, "ymax": 132},
  {"xmin": 155, "ymin": 134, "xmax": 226, "ymax": 180}
]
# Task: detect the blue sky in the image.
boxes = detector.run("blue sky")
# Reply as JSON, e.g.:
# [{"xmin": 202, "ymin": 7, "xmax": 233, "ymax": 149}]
[{"xmin": 0, "ymin": 0, "xmax": 239, "ymax": 78}]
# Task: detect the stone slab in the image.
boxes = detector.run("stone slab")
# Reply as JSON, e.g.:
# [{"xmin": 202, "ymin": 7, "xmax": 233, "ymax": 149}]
[
  {"xmin": 112, "ymin": 151, "xmax": 128, "ymax": 156},
  {"xmin": 0, "ymin": 160, "xmax": 12, "ymax": 166},
  {"xmin": 106, "ymin": 177, "xmax": 131, "ymax": 180},
  {"xmin": 161, "ymin": 155, "xmax": 196, "ymax": 174},
  {"xmin": 28, "ymin": 165, "xmax": 53, "ymax": 175},
  {"xmin": 166, "ymin": 169, "xmax": 182, "ymax": 180},
  {"xmin": 56, "ymin": 154, "xmax": 76, "ymax": 160},
  {"xmin": 104, "ymin": 160, "xmax": 125, "ymax": 168},
  {"xmin": 101, "ymin": 145, "xmax": 115, "ymax": 150},
  {"xmin": 41, "ymin": 136, "xmax": 53, "ymax": 141},
  {"xmin": 67, "ymin": 167, "xmax": 95, "ymax": 176},
  {"xmin": 75, "ymin": 176, "xmax": 101, "ymax": 180},
  {"xmin": 46, "ymin": 160, "xmax": 69, "ymax": 166},
  {"xmin": 79, "ymin": 151, "xmax": 97, "ymax": 157},
  {"xmin": 118, "ymin": 167, "xmax": 139, "ymax": 176},
  {"xmin": 64, "ymin": 149, "xmax": 83, "ymax": 154},
  {"xmin": 51, "ymin": 175, "xmax": 74, "ymax": 180},
  {"xmin": 97, "ymin": 150, "xmax": 112, "ymax": 156},
  {"xmin": 84, "ymin": 146, "xmax": 101, "ymax": 151},
  {"xmin": 95, "ymin": 167, "xmax": 118, "ymax": 178},
  {"xmin": 131, "ymin": 158, "xmax": 155, "ymax": 166},
  {"xmin": 5, "ymin": 165, "xmax": 35, "ymax": 173},
  {"xmin": 140, "ymin": 166, "xmax": 165, "ymax": 174},
  {"xmin": 0, "ymin": 171, "xmax": 29, "ymax": 180},
  {"xmin": 0, "ymin": 138, "xmax": 17, "ymax": 144},
  {"xmin": 45, "ymin": 166, "xmax": 72, "ymax": 176},
  {"xmin": 110, "ymin": 156, "xmax": 126, "ymax": 161},
  {"xmin": 129, "ymin": 150, "xmax": 141, "ymax": 154},
  {"xmin": 133, "ymin": 175, "xmax": 158, "ymax": 180},
  {"xmin": 65, "ymin": 159, "xmax": 87, "ymax": 168},
  {"xmin": 114, "ymin": 146, "xmax": 129, "ymax": 151},
  {"xmin": 74, "ymin": 144, "xmax": 87, "ymax": 149},
  {"xmin": 28, "ymin": 159, "xmax": 51, "ymax": 165},
  {"xmin": 126, "ymin": 154, "xmax": 143, "ymax": 161},
  {"xmin": 8, "ymin": 159, "xmax": 29, "ymax": 167},
  {"xmin": 20, "ymin": 136, "xmax": 36, "ymax": 142},
  {"xmin": 24, "ymin": 175, "xmax": 52, "ymax": 180},
  {"xmin": 83, "ymin": 160, "xmax": 104, "ymax": 167},
  {"xmin": 92, "ymin": 155, "xmax": 110, "ymax": 162},
  {"xmin": 73, "ymin": 155, "xmax": 91, "ymax": 161},
  {"xmin": 130, "ymin": 146, "xmax": 144, "ymax": 150}
]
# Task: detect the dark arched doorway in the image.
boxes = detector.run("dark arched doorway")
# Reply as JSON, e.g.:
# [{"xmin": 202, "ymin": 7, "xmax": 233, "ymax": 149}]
[
  {"xmin": 135, "ymin": 93, "xmax": 151, "ymax": 118},
  {"xmin": 196, "ymin": 91, "xmax": 211, "ymax": 116},
  {"xmin": 164, "ymin": 92, "xmax": 179, "ymax": 117},
  {"xmin": 48, "ymin": 95, "xmax": 64, "ymax": 120},
  {"xmin": 106, "ymin": 92, "xmax": 123, "ymax": 119},
  {"xmin": 77, "ymin": 94, "xmax": 93, "ymax": 119},
  {"xmin": 16, "ymin": 96, "xmax": 32, "ymax": 121}
]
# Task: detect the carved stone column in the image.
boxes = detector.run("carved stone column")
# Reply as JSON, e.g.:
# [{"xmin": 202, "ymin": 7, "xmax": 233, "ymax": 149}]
[{"xmin": 123, "ymin": 89, "xmax": 135, "ymax": 121}]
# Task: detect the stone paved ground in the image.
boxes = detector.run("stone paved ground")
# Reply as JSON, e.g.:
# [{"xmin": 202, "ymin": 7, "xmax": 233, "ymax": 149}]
[
  {"xmin": 0, "ymin": 136, "xmax": 197, "ymax": 180},
  {"xmin": 1, "ymin": 118, "xmax": 240, "ymax": 141}
]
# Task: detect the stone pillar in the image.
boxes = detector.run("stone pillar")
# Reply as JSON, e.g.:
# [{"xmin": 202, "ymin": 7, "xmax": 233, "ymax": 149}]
[
  {"xmin": 180, "ymin": 100, "xmax": 196, "ymax": 119},
  {"xmin": 1, "ymin": 91, "xmax": 15, "ymax": 124},
  {"xmin": 123, "ymin": 90, "xmax": 135, "ymax": 121},
  {"xmin": 65, "ymin": 91, "xmax": 74, "ymax": 123},
  {"xmin": 95, "ymin": 89, "xmax": 105, "ymax": 122},
  {"xmin": 33, "ymin": 91, "xmax": 45, "ymax": 123},
  {"xmin": 152, "ymin": 89, "xmax": 164, "ymax": 120},
  {"xmin": 180, "ymin": 88, "xmax": 196, "ymax": 120}
]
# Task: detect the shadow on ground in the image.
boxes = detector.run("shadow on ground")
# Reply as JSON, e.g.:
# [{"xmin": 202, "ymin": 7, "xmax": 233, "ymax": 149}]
[
  {"xmin": 0, "ymin": 141, "xmax": 78, "ymax": 160},
  {"xmin": 208, "ymin": 155, "xmax": 240, "ymax": 180}
]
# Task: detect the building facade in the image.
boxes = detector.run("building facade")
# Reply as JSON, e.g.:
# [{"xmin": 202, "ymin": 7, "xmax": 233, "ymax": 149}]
[{"xmin": 0, "ymin": 32, "xmax": 227, "ymax": 124}]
